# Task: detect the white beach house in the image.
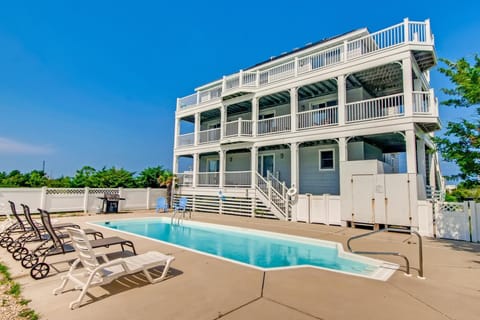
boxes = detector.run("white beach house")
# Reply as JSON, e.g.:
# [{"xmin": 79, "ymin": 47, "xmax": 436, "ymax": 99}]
[{"xmin": 172, "ymin": 18, "xmax": 441, "ymax": 234}]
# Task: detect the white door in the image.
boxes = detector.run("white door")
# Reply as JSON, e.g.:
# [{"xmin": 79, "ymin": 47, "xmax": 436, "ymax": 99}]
[{"xmin": 351, "ymin": 174, "xmax": 375, "ymax": 224}]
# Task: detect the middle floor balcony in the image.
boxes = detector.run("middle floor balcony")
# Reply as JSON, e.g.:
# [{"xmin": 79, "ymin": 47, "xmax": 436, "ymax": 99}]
[{"xmin": 175, "ymin": 90, "xmax": 438, "ymax": 148}]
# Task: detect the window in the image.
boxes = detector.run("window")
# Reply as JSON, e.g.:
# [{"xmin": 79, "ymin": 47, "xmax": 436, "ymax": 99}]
[{"xmin": 319, "ymin": 149, "xmax": 335, "ymax": 171}]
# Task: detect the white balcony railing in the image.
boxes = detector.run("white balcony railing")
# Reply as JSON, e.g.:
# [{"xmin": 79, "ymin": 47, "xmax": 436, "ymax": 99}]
[
  {"xmin": 257, "ymin": 114, "xmax": 291, "ymax": 135},
  {"xmin": 197, "ymin": 172, "xmax": 219, "ymax": 186},
  {"xmin": 297, "ymin": 46, "xmax": 343, "ymax": 74},
  {"xmin": 176, "ymin": 172, "xmax": 193, "ymax": 186},
  {"xmin": 198, "ymin": 128, "xmax": 221, "ymax": 144},
  {"xmin": 224, "ymin": 119, "xmax": 253, "ymax": 137},
  {"xmin": 177, "ymin": 133, "xmax": 195, "ymax": 147},
  {"xmin": 297, "ymin": 106, "xmax": 338, "ymax": 129},
  {"xmin": 413, "ymin": 91, "xmax": 431, "ymax": 113},
  {"xmin": 259, "ymin": 61, "xmax": 295, "ymax": 85},
  {"xmin": 199, "ymin": 85, "xmax": 222, "ymax": 103},
  {"xmin": 346, "ymin": 93, "xmax": 404, "ymax": 123},
  {"xmin": 224, "ymin": 171, "xmax": 251, "ymax": 187},
  {"xmin": 177, "ymin": 19, "xmax": 433, "ymax": 110}
]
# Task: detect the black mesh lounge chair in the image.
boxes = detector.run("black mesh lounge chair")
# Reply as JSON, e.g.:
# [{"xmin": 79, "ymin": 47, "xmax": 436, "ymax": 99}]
[
  {"xmin": 0, "ymin": 201, "xmax": 34, "ymax": 248},
  {"xmin": 24, "ymin": 209, "xmax": 137, "ymax": 280},
  {"xmin": 9, "ymin": 204, "xmax": 102, "ymax": 261}
]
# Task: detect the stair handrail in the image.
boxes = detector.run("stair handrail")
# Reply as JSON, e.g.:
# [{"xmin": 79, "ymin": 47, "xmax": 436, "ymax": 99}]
[
  {"xmin": 255, "ymin": 172, "xmax": 288, "ymax": 219},
  {"xmin": 346, "ymin": 228, "xmax": 424, "ymax": 278}
]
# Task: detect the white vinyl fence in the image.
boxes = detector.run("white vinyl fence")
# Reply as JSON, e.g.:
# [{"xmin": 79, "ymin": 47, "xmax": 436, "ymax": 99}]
[
  {"xmin": 435, "ymin": 201, "xmax": 480, "ymax": 242},
  {"xmin": 0, "ymin": 187, "xmax": 167, "ymax": 214},
  {"xmin": 295, "ymin": 194, "xmax": 341, "ymax": 225}
]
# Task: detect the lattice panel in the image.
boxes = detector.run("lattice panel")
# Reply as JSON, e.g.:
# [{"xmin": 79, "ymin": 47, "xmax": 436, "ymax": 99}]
[
  {"xmin": 440, "ymin": 202, "xmax": 465, "ymax": 213},
  {"xmin": 46, "ymin": 188, "xmax": 85, "ymax": 195},
  {"xmin": 88, "ymin": 189, "xmax": 119, "ymax": 195}
]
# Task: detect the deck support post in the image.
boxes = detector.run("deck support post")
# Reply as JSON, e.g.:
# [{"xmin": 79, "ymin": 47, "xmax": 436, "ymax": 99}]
[{"xmin": 290, "ymin": 87, "xmax": 298, "ymax": 132}]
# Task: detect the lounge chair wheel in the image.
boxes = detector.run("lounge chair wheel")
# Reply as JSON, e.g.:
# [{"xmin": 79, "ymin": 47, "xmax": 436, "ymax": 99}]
[
  {"xmin": 0, "ymin": 236, "xmax": 13, "ymax": 248},
  {"xmin": 21, "ymin": 254, "xmax": 39, "ymax": 269},
  {"xmin": 30, "ymin": 263, "xmax": 50, "ymax": 280},
  {"xmin": 7, "ymin": 241, "xmax": 21, "ymax": 253},
  {"xmin": 12, "ymin": 247, "xmax": 29, "ymax": 261}
]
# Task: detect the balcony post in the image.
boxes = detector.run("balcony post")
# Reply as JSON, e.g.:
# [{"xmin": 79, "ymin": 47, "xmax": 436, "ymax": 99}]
[
  {"xmin": 220, "ymin": 104, "xmax": 226, "ymax": 140},
  {"xmin": 425, "ymin": 18, "xmax": 432, "ymax": 44},
  {"xmin": 256, "ymin": 70, "xmax": 260, "ymax": 87},
  {"xmin": 172, "ymin": 155, "xmax": 178, "ymax": 175},
  {"xmin": 250, "ymin": 146, "xmax": 258, "ymax": 189},
  {"xmin": 343, "ymin": 40, "xmax": 348, "ymax": 62},
  {"xmin": 174, "ymin": 117, "xmax": 180, "ymax": 148},
  {"xmin": 219, "ymin": 150, "xmax": 225, "ymax": 188},
  {"xmin": 404, "ymin": 17, "xmax": 410, "ymax": 42},
  {"xmin": 192, "ymin": 153, "xmax": 199, "ymax": 187},
  {"xmin": 222, "ymin": 75, "xmax": 226, "ymax": 92},
  {"xmin": 429, "ymin": 88, "xmax": 436, "ymax": 116},
  {"xmin": 238, "ymin": 117, "xmax": 242, "ymax": 136},
  {"xmin": 290, "ymin": 142, "xmax": 299, "ymax": 193},
  {"xmin": 239, "ymin": 69, "xmax": 243, "ymax": 87},
  {"xmin": 252, "ymin": 97, "xmax": 258, "ymax": 137},
  {"xmin": 294, "ymin": 57, "xmax": 298, "ymax": 77},
  {"xmin": 337, "ymin": 75, "xmax": 346, "ymax": 126},
  {"xmin": 290, "ymin": 87, "xmax": 298, "ymax": 132},
  {"xmin": 194, "ymin": 112, "xmax": 200, "ymax": 145},
  {"xmin": 402, "ymin": 58, "xmax": 414, "ymax": 117}
]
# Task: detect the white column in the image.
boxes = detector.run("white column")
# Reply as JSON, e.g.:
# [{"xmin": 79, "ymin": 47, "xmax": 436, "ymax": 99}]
[
  {"xmin": 192, "ymin": 153, "xmax": 199, "ymax": 187},
  {"xmin": 290, "ymin": 87, "xmax": 298, "ymax": 132},
  {"xmin": 250, "ymin": 146, "xmax": 258, "ymax": 189},
  {"xmin": 405, "ymin": 130, "xmax": 417, "ymax": 174},
  {"xmin": 417, "ymin": 138, "xmax": 426, "ymax": 182},
  {"xmin": 194, "ymin": 112, "xmax": 200, "ymax": 145},
  {"xmin": 290, "ymin": 142, "xmax": 299, "ymax": 190},
  {"xmin": 220, "ymin": 104, "xmax": 226, "ymax": 140},
  {"xmin": 252, "ymin": 97, "xmax": 258, "ymax": 137},
  {"xmin": 337, "ymin": 75, "xmax": 346, "ymax": 126},
  {"xmin": 172, "ymin": 155, "xmax": 178, "ymax": 175},
  {"xmin": 290, "ymin": 142, "xmax": 299, "ymax": 222},
  {"xmin": 429, "ymin": 152, "xmax": 436, "ymax": 191},
  {"xmin": 338, "ymin": 137, "xmax": 347, "ymax": 162},
  {"xmin": 219, "ymin": 150, "xmax": 225, "ymax": 188},
  {"xmin": 174, "ymin": 117, "xmax": 180, "ymax": 148},
  {"xmin": 403, "ymin": 58, "xmax": 414, "ymax": 117}
]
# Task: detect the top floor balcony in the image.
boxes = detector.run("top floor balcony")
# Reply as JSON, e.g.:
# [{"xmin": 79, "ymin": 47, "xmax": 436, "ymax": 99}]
[{"xmin": 177, "ymin": 18, "xmax": 434, "ymax": 111}]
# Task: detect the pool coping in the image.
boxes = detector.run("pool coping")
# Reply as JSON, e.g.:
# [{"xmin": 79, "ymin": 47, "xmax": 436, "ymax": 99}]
[{"xmin": 88, "ymin": 217, "xmax": 399, "ymax": 281}]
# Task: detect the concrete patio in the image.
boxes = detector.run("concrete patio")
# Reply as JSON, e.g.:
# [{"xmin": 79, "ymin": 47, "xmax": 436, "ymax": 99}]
[{"xmin": 1, "ymin": 210, "xmax": 479, "ymax": 320}]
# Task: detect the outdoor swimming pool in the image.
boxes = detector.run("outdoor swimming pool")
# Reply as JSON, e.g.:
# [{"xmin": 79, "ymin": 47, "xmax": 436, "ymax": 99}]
[{"xmin": 93, "ymin": 217, "xmax": 397, "ymax": 280}]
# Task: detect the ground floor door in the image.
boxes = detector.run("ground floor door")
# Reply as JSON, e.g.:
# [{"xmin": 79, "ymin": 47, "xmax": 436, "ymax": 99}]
[{"xmin": 258, "ymin": 154, "xmax": 274, "ymax": 177}]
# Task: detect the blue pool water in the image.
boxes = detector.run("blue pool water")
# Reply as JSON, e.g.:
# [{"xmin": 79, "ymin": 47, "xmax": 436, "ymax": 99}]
[{"xmin": 94, "ymin": 218, "xmax": 385, "ymax": 277}]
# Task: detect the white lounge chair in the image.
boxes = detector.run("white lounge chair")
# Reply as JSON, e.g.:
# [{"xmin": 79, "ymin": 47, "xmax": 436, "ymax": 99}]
[{"xmin": 53, "ymin": 227, "xmax": 175, "ymax": 309}]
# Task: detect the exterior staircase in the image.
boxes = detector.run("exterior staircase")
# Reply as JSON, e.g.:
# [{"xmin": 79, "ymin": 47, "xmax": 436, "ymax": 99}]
[{"xmin": 255, "ymin": 172, "xmax": 291, "ymax": 220}]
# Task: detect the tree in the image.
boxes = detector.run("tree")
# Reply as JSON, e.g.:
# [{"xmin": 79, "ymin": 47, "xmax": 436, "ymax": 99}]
[
  {"xmin": 136, "ymin": 166, "xmax": 164, "ymax": 188},
  {"xmin": 434, "ymin": 55, "xmax": 480, "ymax": 185},
  {"xmin": 91, "ymin": 167, "xmax": 137, "ymax": 188},
  {"xmin": 71, "ymin": 166, "xmax": 97, "ymax": 187},
  {"xmin": 157, "ymin": 170, "xmax": 175, "ymax": 207},
  {"xmin": 24, "ymin": 170, "xmax": 48, "ymax": 187}
]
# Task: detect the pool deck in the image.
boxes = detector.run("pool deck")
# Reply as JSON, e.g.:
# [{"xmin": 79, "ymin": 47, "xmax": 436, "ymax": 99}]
[{"xmin": 2, "ymin": 210, "xmax": 479, "ymax": 319}]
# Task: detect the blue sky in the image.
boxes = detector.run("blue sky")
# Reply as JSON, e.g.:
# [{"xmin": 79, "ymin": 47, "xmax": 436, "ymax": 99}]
[{"xmin": 0, "ymin": 1, "xmax": 478, "ymax": 178}]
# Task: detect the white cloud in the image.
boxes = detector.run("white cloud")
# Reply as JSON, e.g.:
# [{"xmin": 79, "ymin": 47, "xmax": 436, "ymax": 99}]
[{"xmin": 0, "ymin": 137, "xmax": 54, "ymax": 155}]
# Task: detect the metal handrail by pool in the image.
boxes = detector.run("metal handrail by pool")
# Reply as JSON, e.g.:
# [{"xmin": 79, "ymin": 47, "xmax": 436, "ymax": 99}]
[{"xmin": 347, "ymin": 228, "xmax": 424, "ymax": 279}]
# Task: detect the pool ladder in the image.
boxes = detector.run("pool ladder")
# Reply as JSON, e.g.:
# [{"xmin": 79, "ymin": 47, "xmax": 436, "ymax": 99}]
[{"xmin": 346, "ymin": 228, "xmax": 424, "ymax": 279}]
